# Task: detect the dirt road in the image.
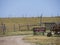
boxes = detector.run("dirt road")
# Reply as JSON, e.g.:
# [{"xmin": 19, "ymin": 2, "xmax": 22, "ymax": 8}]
[{"xmin": 0, "ymin": 35, "xmax": 33, "ymax": 45}]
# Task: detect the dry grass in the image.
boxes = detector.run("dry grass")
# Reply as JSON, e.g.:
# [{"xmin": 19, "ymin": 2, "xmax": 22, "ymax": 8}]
[
  {"xmin": 0, "ymin": 17, "xmax": 60, "ymax": 32},
  {"xmin": 0, "ymin": 31, "xmax": 33, "ymax": 36},
  {"xmin": 0, "ymin": 17, "xmax": 60, "ymax": 23},
  {"xmin": 23, "ymin": 36, "xmax": 60, "ymax": 45}
]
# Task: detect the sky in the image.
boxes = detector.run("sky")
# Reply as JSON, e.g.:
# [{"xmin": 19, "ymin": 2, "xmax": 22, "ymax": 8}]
[{"xmin": 0, "ymin": 0, "xmax": 60, "ymax": 18}]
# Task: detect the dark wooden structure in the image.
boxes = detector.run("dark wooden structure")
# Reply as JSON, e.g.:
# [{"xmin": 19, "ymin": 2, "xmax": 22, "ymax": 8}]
[
  {"xmin": 43, "ymin": 22, "xmax": 55, "ymax": 30},
  {"xmin": 33, "ymin": 27, "xmax": 46, "ymax": 35},
  {"xmin": 32, "ymin": 22, "xmax": 60, "ymax": 36},
  {"xmin": 43, "ymin": 22, "xmax": 60, "ymax": 36},
  {"xmin": 50, "ymin": 23, "xmax": 60, "ymax": 35}
]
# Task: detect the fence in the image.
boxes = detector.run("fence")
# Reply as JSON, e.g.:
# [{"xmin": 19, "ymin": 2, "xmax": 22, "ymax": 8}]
[{"xmin": 0, "ymin": 23, "xmax": 40, "ymax": 34}]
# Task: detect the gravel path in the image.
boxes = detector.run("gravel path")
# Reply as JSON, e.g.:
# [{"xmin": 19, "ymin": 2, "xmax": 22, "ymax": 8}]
[{"xmin": 0, "ymin": 35, "xmax": 32, "ymax": 45}]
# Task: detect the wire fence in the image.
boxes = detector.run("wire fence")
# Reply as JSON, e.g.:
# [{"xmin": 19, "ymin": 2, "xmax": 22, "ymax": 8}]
[{"xmin": 0, "ymin": 23, "xmax": 40, "ymax": 34}]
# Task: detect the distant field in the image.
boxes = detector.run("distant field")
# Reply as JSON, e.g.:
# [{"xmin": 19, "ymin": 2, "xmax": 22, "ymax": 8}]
[
  {"xmin": 0, "ymin": 17, "xmax": 60, "ymax": 24},
  {"xmin": 0, "ymin": 17, "xmax": 60, "ymax": 33}
]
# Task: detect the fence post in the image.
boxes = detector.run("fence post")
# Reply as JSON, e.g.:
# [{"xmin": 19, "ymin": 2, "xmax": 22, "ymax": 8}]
[
  {"xmin": 27, "ymin": 24, "xmax": 30, "ymax": 31},
  {"xmin": 18, "ymin": 24, "xmax": 21, "ymax": 31},
  {"xmin": 1, "ymin": 23, "xmax": 6, "ymax": 35},
  {"xmin": 3, "ymin": 24, "xmax": 6, "ymax": 34},
  {"xmin": 14, "ymin": 24, "xmax": 16, "ymax": 32}
]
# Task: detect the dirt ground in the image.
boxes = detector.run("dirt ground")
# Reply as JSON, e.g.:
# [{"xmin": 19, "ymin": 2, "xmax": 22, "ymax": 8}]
[{"xmin": 0, "ymin": 35, "xmax": 33, "ymax": 45}]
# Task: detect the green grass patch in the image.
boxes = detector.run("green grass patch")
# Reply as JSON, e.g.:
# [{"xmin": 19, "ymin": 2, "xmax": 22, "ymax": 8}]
[{"xmin": 0, "ymin": 31, "xmax": 33, "ymax": 36}]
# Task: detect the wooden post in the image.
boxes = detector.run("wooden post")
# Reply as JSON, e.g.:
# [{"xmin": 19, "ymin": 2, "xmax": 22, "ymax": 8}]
[
  {"xmin": 1, "ymin": 23, "xmax": 6, "ymax": 35},
  {"xmin": 3, "ymin": 24, "xmax": 6, "ymax": 34},
  {"xmin": 40, "ymin": 14, "xmax": 42, "ymax": 26},
  {"xmin": 27, "ymin": 24, "xmax": 30, "ymax": 31},
  {"xmin": 14, "ymin": 24, "xmax": 16, "ymax": 32},
  {"xmin": 18, "ymin": 24, "xmax": 21, "ymax": 31}
]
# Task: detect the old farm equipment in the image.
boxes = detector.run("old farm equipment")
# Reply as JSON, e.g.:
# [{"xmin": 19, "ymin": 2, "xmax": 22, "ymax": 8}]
[
  {"xmin": 33, "ymin": 22, "xmax": 60, "ymax": 36},
  {"xmin": 33, "ymin": 15, "xmax": 46, "ymax": 35},
  {"xmin": 51, "ymin": 23, "xmax": 60, "ymax": 35},
  {"xmin": 47, "ymin": 23, "xmax": 60, "ymax": 37},
  {"xmin": 33, "ymin": 27, "xmax": 46, "ymax": 35}
]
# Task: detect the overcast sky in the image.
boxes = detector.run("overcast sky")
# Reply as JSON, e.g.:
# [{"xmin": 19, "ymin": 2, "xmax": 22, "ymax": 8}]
[{"xmin": 0, "ymin": 0, "xmax": 60, "ymax": 17}]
